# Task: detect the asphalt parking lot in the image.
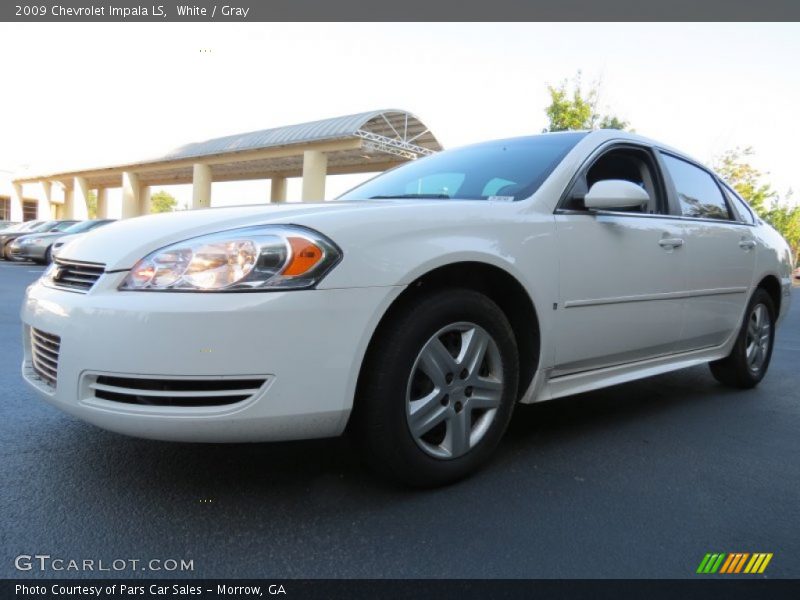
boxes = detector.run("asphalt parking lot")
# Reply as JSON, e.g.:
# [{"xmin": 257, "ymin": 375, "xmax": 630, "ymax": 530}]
[{"xmin": 1, "ymin": 260, "xmax": 798, "ymax": 579}]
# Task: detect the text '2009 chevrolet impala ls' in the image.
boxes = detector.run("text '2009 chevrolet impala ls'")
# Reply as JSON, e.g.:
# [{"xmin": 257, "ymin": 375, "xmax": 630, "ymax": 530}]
[{"xmin": 21, "ymin": 130, "xmax": 793, "ymax": 486}]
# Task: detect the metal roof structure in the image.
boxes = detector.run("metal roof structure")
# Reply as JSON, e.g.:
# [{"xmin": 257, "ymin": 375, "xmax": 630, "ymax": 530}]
[{"xmin": 14, "ymin": 109, "xmax": 442, "ymax": 189}]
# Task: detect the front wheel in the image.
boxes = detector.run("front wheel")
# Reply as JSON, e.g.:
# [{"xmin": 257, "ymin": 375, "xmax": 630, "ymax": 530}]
[
  {"xmin": 709, "ymin": 289, "xmax": 776, "ymax": 389},
  {"xmin": 352, "ymin": 289, "xmax": 519, "ymax": 487}
]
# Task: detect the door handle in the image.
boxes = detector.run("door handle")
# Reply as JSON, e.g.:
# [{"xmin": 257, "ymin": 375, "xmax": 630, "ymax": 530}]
[
  {"xmin": 739, "ymin": 239, "xmax": 756, "ymax": 250},
  {"xmin": 659, "ymin": 237, "xmax": 684, "ymax": 248}
]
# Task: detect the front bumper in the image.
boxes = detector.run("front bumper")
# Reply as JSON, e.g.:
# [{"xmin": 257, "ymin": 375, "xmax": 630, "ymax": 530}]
[
  {"xmin": 21, "ymin": 273, "xmax": 401, "ymax": 442},
  {"xmin": 7, "ymin": 240, "xmax": 28, "ymax": 261},
  {"xmin": 8, "ymin": 241, "xmax": 47, "ymax": 262}
]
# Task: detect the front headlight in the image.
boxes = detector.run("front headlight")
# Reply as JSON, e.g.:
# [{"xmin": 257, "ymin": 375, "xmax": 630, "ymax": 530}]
[{"xmin": 119, "ymin": 225, "xmax": 341, "ymax": 292}]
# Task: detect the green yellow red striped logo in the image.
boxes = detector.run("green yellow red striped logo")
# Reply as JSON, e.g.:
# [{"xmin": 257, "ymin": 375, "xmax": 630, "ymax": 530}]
[{"xmin": 696, "ymin": 553, "xmax": 773, "ymax": 574}]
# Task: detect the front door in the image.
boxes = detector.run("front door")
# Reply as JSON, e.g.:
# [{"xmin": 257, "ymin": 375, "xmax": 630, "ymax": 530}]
[
  {"xmin": 554, "ymin": 213, "xmax": 688, "ymax": 375},
  {"xmin": 552, "ymin": 144, "xmax": 688, "ymax": 376}
]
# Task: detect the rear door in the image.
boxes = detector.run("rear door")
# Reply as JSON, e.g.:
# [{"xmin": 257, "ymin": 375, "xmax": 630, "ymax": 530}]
[
  {"xmin": 553, "ymin": 143, "xmax": 688, "ymax": 375},
  {"xmin": 657, "ymin": 152, "xmax": 756, "ymax": 350}
]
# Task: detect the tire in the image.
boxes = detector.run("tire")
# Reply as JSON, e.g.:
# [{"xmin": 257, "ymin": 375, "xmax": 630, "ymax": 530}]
[
  {"xmin": 352, "ymin": 289, "xmax": 519, "ymax": 487},
  {"xmin": 2, "ymin": 242, "xmax": 11, "ymax": 261},
  {"xmin": 709, "ymin": 288, "xmax": 776, "ymax": 389},
  {"xmin": 44, "ymin": 246, "xmax": 53, "ymax": 265}
]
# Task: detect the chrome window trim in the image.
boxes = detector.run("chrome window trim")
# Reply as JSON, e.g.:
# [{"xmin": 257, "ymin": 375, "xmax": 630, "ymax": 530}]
[{"xmin": 554, "ymin": 207, "xmax": 757, "ymax": 227}]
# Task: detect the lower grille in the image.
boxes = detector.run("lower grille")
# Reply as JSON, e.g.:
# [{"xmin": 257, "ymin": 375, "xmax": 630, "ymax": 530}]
[
  {"xmin": 47, "ymin": 258, "xmax": 105, "ymax": 293},
  {"xmin": 30, "ymin": 328, "xmax": 61, "ymax": 388},
  {"xmin": 89, "ymin": 375, "xmax": 266, "ymax": 407}
]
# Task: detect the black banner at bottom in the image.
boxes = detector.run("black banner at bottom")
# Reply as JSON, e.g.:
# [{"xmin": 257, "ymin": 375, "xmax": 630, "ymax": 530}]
[{"xmin": 5, "ymin": 579, "xmax": 800, "ymax": 600}]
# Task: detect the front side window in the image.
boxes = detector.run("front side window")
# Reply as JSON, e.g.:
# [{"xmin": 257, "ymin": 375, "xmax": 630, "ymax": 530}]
[
  {"xmin": 338, "ymin": 133, "xmax": 587, "ymax": 202},
  {"xmin": 661, "ymin": 154, "xmax": 731, "ymax": 220},
  {"xmin": 563, "ymin": 146, "xmax": 662, "ymax": 213}
]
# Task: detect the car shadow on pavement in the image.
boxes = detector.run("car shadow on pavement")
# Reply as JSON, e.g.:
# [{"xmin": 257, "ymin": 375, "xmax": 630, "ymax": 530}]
[{"xmin": 44, "ymin": 363, "xmax": 740, "ymax": 499}]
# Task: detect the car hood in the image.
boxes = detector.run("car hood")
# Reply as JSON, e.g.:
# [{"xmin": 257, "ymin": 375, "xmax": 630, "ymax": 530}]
[
  {"xmin": 0, "ymin": 231, "xmax": 37, "ymax": 243},
  {"xmin": 56, "ymin": 201, "xmax": 476, "ymax": 271},
  {"xmin": 18, "ymin": 231, "xmax": 64, "ymax": 243},
  {"xmin": 54, "ymin": 233, "xmax": 82, "ymax": 245}
]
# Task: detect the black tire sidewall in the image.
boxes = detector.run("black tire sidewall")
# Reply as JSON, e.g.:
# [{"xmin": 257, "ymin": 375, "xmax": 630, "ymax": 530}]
[
  {"xmin": 729, "ymin": 289, "xmax": 776, "ymax": 386},
  {"xmin": 357, "ymin": 289, "xmax": 520, "ymax": 486}
]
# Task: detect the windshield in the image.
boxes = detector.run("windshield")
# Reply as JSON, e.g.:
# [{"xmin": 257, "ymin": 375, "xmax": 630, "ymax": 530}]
[
  {"xmin": 338, "ymin": 132, "xmax": 587, "ymax": 202},
  {"xmin": 50, "ymin": 221, "xmax": 78, "ymax": 232},
  {"xmin": 63, "ymin": 220, "xmax": 113, "ymax": 234},
  {"xmin": 31, "ymin": 221, "xmax": 58, "ymax": 233}
]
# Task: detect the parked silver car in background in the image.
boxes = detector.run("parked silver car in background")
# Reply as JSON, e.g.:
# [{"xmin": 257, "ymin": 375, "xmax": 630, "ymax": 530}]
[
  {"xmin": 2, "ymin": 220, "xmax": 76, "ymax": 260},
  {"xmin": 12, "ymin": 219, "xmax": 116, "ymax": 264}
]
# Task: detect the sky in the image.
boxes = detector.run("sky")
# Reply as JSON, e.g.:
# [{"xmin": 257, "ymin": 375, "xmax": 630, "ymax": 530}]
[{"xmin": 1, "ymin": 22, "xmax": 798, "ymax": 212}]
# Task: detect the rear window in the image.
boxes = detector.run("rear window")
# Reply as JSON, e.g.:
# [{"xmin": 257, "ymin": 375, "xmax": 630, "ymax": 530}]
[
  {"xmin": 721, "ymin": 184, "xmax": 755, "ymax": 224},
  {"xmin": 338, "ymin": 133, "xmax": 587, "ymax": 202}
]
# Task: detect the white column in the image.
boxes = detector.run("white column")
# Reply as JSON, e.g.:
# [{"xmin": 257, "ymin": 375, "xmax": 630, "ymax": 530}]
[
  {"xmin": 271, "ymin": 176, "xmax": 287, "ymax": 203},
  {"xmin": 96, "ymin": 188, "xmax": 109, "ymax": 218},
  {"xmin": 140, "ymin": 186, "xmax": 152, "ymax": 214},
  {"xmin": 63, "ymin": 186, "xmax": 74, "ymax": 220},
  {"xmin": 71, "ymin": 177, "xmax": 90, "ymax": 220},
  {"xmin": 301, "ymin": 150, "xmax": 327, "ymax": 201},
  {"xmin": 38, "ymin": 181, "xmax": 53, "ymax": 220},
  {"xmin": 10, "ymin": 183, "xmax": 24, "ymax": 222},
  {"xmin": 192, "ymin": 163, "xmax": 212, "ymax": 209},
  {"xmin": 121, "ymin": 171, "xmax": 141, "ymax": 219}
]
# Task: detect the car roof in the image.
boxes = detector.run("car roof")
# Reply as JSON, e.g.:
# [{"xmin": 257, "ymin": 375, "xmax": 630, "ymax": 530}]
[{"xmin": 580, "ymin": 129, "xmax": 708, "ymax": 169}]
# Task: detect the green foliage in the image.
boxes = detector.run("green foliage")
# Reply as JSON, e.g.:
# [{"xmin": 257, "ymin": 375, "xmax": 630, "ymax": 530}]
[
  {"xmin": 86, "ymin": 190, "xmax": 97, "ymax": 219},
  {"xmin": 150, "ymin": 190, "xmax": 177, "ymax": 214},
  {"xmin": 765, "ymin": 196, "xmax": 800, "ymax": 264},
  {"xmin": 544, "ymin": 72, "xmax": 629, "ymax": 132},
  {"xmin": 597, "ymin": 114, "xmax": 630, "ymax": 131},
  {"xmin": 715, "ymin": 148, "xmax": 799, "ymax": 263},
  {"xmin": 713, "ymin": 147, "xmax": 777, "ymax": 217}
]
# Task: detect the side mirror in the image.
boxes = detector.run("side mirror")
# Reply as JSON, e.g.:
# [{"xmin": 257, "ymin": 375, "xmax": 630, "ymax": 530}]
[{"xmin": 583, "ymin": 179, "xmax": 650, "ymax": 210}]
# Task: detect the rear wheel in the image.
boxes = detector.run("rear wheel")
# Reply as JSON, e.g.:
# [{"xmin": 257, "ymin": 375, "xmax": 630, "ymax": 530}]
[
  {"xmin": 709, "ymin": 288, "xmax": 775, "ymax": 389},
  {"xmin": 2, "ymin": 242, "xmax": 12, "ymax": 260},
  {"xmin": 352, "ymin": 289, "xmax": 519, "ymax": 487}
]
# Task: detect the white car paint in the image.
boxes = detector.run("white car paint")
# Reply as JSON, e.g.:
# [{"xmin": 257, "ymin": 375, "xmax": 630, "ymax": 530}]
[{"xmin": 20, "ymin": 130, "xmax": 793, "ymax": 443}]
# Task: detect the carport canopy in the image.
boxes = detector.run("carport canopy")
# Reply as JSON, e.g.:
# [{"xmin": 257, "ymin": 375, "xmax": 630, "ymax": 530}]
[{"xmin": 10, "ymin": 109, "xmax": 442, "ymax": 220}]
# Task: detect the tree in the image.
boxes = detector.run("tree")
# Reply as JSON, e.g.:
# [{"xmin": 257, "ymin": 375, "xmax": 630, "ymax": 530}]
[
  {"xmin": 150, "ymin": 190, "xmax": 177, "ymax": 213},
  {"xmin": 86, "ymin": 190, "xmax": 97, "ymax": 219},
  {"xmin": 544, "ymin": 72, "xmax": 630, "ymax": 132},
  {"xmin": 765, "ymin": 194, "xmax": 800, "ymax": 264},
  {"xmin": 714, "ymin": 148, "xmax": 799, "ymax": 263},
  {"xmin": 713, "ymin": 147, "xmax": 777, "ymax": 217}
]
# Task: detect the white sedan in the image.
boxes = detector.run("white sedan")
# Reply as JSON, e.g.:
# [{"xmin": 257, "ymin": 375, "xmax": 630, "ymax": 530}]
[{"xmin": 21, "ymin": 130, "xmax": 793, "ymax": 486}]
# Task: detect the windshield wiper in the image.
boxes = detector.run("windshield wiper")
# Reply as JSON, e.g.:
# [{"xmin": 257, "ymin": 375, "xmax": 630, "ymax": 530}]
[{"xmin": 368, "ymin": 193, "xmax": 451, "ymax": 200}]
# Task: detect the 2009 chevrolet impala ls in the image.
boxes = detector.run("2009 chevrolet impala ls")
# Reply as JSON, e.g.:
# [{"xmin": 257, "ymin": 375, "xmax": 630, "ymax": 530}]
[{"xmin": 21, "ymin": 130, "xmax": 793, "ymax": 486}]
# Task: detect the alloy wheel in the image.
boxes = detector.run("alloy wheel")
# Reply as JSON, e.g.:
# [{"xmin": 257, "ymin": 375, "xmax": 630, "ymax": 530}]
[
  {"xmin": 405, "ymin": 322, "xmax": 504, "ymax": 459},
  {"xmin": 745, "ymin": 303, "xmax": 771, "ymax": 374}
]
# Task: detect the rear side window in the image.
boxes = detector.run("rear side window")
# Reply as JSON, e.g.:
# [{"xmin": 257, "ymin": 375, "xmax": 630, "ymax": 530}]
[
  {"xmin": 721, "ymin": 184, "xmax": 755, "ymax": 224},
  {"xmin": 661, "ymin": 154, "xmax": 731, "ymax": 221}
]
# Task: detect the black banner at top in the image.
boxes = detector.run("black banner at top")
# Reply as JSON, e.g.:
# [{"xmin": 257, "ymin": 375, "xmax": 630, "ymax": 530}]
[{"xmin": 3, "ymin": 0, "xmax": 800, "ymax": 22}]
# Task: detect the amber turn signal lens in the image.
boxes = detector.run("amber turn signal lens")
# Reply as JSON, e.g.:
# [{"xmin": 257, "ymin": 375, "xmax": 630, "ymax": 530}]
[{"xmin": 283, "ymin": 237, "xmax": 324, "ymax": 276}]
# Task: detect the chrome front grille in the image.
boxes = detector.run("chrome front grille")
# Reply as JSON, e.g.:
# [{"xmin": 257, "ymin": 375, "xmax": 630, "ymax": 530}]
[
  {"xmin": 48, "ymin": 258, "xmax": 105, "ymax": 293},
  {"xmin": 30, "ymin": 328, "xmax": 60, "ymax": 388},
  {"xmin": 88, "ymin": 375, "xmax": 267, "ymax": 407}
]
